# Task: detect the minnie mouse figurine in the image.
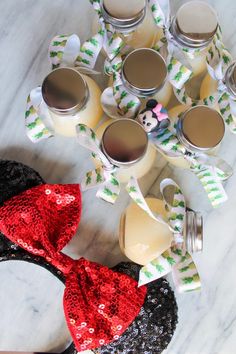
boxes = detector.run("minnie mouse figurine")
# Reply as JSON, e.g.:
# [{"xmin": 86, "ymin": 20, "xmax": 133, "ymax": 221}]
[{"xmin": 136, "ymin": 99, "xmax": 170, "ymax": 134}]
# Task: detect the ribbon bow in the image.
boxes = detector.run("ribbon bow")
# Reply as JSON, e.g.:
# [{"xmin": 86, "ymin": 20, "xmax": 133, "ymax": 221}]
[
  {"xmin": 126, "ymin": 177, "xmax": 201, "ymax": 292},
  {"xmin": 152, "ymin": 128, "xmax": 232, "ymax": 208},
  {"xmin": 149, "ymin": 0, "xmax": 193, "ymax": 90},
  {"xmin": 172, "ymin": 26, "xmax": 236, "ymax": 133},
  {"xmin": 88, "ymin": 1, "xmax": 142, "ymax": 118},
  {"xmin": 0, "ymin": 183, "xmax": 146, "ymax": 352},
  {"xmin": 25, "ymin": 31, "xmax": 103, "ymax": 143},
  {"xmin": 77, "ymin": 123, "xmax": 121, "ymax": 204}
]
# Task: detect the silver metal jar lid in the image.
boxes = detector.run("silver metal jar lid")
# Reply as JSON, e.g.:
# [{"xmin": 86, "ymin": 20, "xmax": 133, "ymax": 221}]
[
  {"xmin": 185, "ymin": 209, "xmax": 203, "ymax": 253},
  {"xmin": 176, "ymin": 106, "xmax": 225, "ymax": 152},
  {"xmin": 121, "ymin": 48, "xmax": 167, "ymax": 97},
  {"xmin": 42, "ymin": 67, "xmax": 89, "ymax": 116},
  {"xmin": 101, "ymin": 119, "xmax": 148, "ymax": 168},
  {"xmin": 170, "ymin": 1, "xmax": 218, "ymax": 49},
  {"xmin": 102, "ymin": 0, "xmax": 146, "ymax": 32},
  {"xmin": 224, "ymin": 61, "xmax": 236, "ymax": 98}
]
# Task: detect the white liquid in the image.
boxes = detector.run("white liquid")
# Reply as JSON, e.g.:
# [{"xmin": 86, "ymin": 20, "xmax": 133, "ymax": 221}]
[
  {"xmin": 200, "ymin": 73, "xmax": 219, "ymax": 110},
  {"xmin": 183, "ymin": 46, "xmax": 209, "ymax": 77},
  {"xmin": 96, "ymin": 119, "xmax": 157, "ymax": 183},
  {"xmin": 120, "ymin": 198, "xmax": 173, "ymax": 265},
  {"xmin": 92, "ymin": 6, "xmax": 162, "ymax": 50},
  {"xmin": 50, "ymin": 74, "xmax": 103, "ymax": 137}
]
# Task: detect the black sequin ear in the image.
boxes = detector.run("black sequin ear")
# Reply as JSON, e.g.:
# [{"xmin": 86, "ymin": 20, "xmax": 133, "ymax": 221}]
[
  {"xmin": 0, "ymin": 160, "xmax": 76, "ymax": 354},
  {"xmin": 94, "ymin": 262, "xmax": 178, "ymax": 354}
]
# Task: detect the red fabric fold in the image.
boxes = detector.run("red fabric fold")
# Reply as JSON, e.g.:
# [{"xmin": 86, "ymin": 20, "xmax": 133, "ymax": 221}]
[{"xmin": 0, "ymin": 184, "xmax": 147, "ymax": 351}]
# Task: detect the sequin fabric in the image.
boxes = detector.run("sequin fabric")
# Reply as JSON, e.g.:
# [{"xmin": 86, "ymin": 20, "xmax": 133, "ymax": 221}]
[
  {"xmin": 0, "ymin": 159, "xmax": 44, "ymax": 206},
  {"xmin": 0, "ymin": 177, "xmax": 147, "ymax": 352},
  {"xmin": 93, "ymin": 262, "xmax": 178, "ymax": 354}
]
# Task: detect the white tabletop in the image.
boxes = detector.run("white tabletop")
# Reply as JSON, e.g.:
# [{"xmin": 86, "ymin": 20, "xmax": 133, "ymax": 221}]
[{"xmin": 0, "ymin": 0, "xmax": 236, "ymax": 353}]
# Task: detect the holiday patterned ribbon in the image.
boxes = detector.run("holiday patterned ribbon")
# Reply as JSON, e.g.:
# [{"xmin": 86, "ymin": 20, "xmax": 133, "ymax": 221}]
[
  {"xmin": 26, "ymin": 31, "xmax": 104, "ymax": 143},
  {"xmin": 152, "ymin": 128, "xmax": 232, "ymax": 208},
  {"xmin": 89, "ymin": 0, "xmax": 142, "ymax": 118},
  {"xmin": 172, "ymin": 27, "xmax": 236, "ymax": 133},
  {"xmin": 149, "ymin": 0, "xmax": 193, "ymax": 90},
  {"xmin": 126, "ymin": 177, "xmax": 201, "ymax": 292},
  {"xmin": 76, "ymin": 123, "xmax": 121, "ymax": 204}
]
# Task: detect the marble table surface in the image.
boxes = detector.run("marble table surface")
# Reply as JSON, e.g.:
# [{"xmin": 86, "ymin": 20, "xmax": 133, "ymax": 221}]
[{"xmin": 1, "ymin": 0, "xmax": 236, "ymax": 353}]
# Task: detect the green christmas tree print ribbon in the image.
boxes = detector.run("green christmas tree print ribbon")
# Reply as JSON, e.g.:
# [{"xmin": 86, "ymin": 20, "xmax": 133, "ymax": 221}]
[
  {"xmin": 173, "ymin": 28, "xmax": 236, "ymax": 134},
  {"xmin": 89, "ymin": 0, "xmax": 142, "ymax": 118},
  {"xmin": 149, "ymin": 0, "xmax": 194, "ymax": 90},
  {"xmin": 126, "ymin": 177, "xmax": 201, "ymax": 292},
  {"xmin": 26, "ymin": 32, "xmax": 104, "ymax": 143},
  {"xmin": 76, "ymin": 123, "xmax": 121, "ymax": 204},
  {"xmin": 152, "ymin": 128, "xmax": 232, "ymax": 208}
]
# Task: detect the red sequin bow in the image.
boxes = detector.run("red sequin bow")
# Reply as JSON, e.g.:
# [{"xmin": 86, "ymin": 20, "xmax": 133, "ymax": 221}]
[{"xmin": 0, "ymin": 184, "xmax": 147, "ymax": 351}]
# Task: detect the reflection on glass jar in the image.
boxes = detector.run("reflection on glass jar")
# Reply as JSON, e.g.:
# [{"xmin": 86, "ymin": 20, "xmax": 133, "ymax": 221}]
[
  {"xmin": 96, "ymin": 119, "xmax": 157, "ymax": 183},
  {"xmin": 119, "ymin": 197, "xmax": 203, "ymax": 266},
  {"xmin": 162, "ymin": 105, "xmax": 225, "ymax": 168},
  {"xmin": 170, "ymin": 1, "xmax": 219, "ymax": 76},
  {"xmin": 92, "ymin": 0, "xmax": 161, "ymax": 50},
  {"xmin": 42, "ymin": 68, "xmax": 103, "ymax": 137}
]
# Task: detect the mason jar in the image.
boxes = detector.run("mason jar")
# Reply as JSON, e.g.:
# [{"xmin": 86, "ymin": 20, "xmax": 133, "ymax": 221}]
[
  {"xmin": 170, "ymin": 1, "xmax": 219, "ymax": 76},
  {"xmin": 92, "ymin": 0, "xmax": 161, "ymax": 51},
  {"xmin": 95, "ymin": 119, "xmax": 157, "ymax": 184},
  {"xmin": 161, "ymin": 106, "xmax": 225, "ymax": 168},
  {"xmin": 41, "ymin": 67, "xmax": 103, "ymax": 137},
  {"xmin": 102, "ymin": 48, "xmax": 172, "ymax": 119},
  {"xmin": 119, "ymin": 198, "xmax": 203, "ymax": 266}
]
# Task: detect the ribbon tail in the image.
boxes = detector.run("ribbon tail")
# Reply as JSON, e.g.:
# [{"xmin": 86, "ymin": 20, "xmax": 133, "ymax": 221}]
[
  {"xmin": 193, "ymin": 166, "xmax": 228, "ymax": 208},
  {"xmin": 172, "ymin": 252, "xmax": 201, "ymax": 293},
  {"xmin": 96, "ymin": 171, "xmax": 120, "ymax": 204},
  {"xmin": 167, "ymin": 54, "xmax": 192, "ymax": 90},
  {"xmin": 75, "ymin": 31, "xmax": 104, "ymax": 69},
  {"xmin": 218, "ymin": 93, "xmax": 236, "ymax": 134},
  {"xmin": 81, "ymin": 167, "xmax": 106, "ymax": 191},
  {"xmin": 49, "ymin": 34, "xmax": 81, "ymax": 69},
  {"xmin": 25, "ymin": 87, "xmax": 53, "ymax": 143}
]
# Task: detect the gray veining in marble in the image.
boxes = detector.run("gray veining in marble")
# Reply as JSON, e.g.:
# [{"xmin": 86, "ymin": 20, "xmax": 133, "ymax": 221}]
[{"xmin": 0, "ymin": 0, "xmax": 236, "ymax": 353}]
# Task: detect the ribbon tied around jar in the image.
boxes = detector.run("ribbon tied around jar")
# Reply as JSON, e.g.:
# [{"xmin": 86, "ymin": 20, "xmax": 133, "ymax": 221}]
[
  {"xmin": 149, "ymin": 0, "xmax": 194, "ymax": 89},
  {"xmin": 152, "ymin": 127, "xmax": 232, "ymax": 208},
  {"xmin": 25, "ymin": 31, "xmax": 105, "ymax": 143},
  {"xmin": 171, "ymin": 24, "xmax": 236, "ymax": 133},
  {"xmin": 126, "ymin": 177, "xmax": 201, "ymax": 293},
  {"xmin": 76, "ymin": 123, "xmax": 121, "ymax": 204}
]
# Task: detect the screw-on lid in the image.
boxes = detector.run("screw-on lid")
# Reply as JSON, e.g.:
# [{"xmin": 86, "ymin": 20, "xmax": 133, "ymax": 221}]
[
  {"xmin": 102, "ymin": 0, "xmax": 146, "ymax": 32},
  {"xmin": 101, "ymin": 119, "xmax": 148, "ymax": 167},
  {"xmin": 224, "ymin": 61, "xmax": 236, "ymax": 98},
  {"xmin": 185, "ymin": 209, "xmax": 203, "ymax": 253},
  {"xmin": 42, "ymin": 68, "xmax": 89, "ymax": 115},
  {"xmin": 122, "ymin": 48, "xmax": 167, "ymax": 97},
  {"xmin": 170, "ymin": 1, "xmax": 218, "ymax": 49},
  {"xmin": 177, "ymin": 106, "xmax": 225, "ymax": 151}
]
